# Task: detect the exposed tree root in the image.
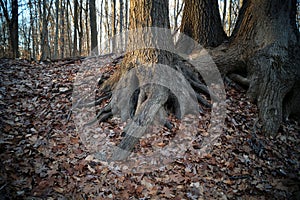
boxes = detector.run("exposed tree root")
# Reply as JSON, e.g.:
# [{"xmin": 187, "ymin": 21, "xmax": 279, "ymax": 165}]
[
  {"xmin": 77, "ymin": 92, "xmax": 111, "ymax": 108},
  {"xmin": 110, "ymin": 85, "xmax": 169, "ymax": 161},
  {"xmin": 81, "ymin": 57, "xmax": 216, "ymax": 160},
  {"xmin": 228, "ymin": 73, "xmax": 250, "ymax": 88},
  {"xmin": 83, "ymin": 103, "xmax": 112, "ymax": 127}
]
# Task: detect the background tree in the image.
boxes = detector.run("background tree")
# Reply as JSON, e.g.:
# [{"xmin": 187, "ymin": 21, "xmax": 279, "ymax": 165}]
[
  {"xmin": 0, "ymin": 0, "xmax": 19, "ymax": 58},
  {"xmin": 40, "ymin": 0, "xmax": 53, "ymax": 60},
  {"xmin": 178, "ymin": 0, "xmax": 227, "ymax": 48},
  {"xmin": 73, "ymin": 0, "xmax": 79, "ymax": 56},
  {"xmin": 54, "ymin": 0, "xmax": 59, "ymax": 59},
  {"xmin": 89, "ymin": 0, "xmax": 97, "ymax": 53}
]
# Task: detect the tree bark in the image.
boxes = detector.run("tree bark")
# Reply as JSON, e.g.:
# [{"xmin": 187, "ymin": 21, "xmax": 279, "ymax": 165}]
[
  {"xmin": 73, "ymin": 0, "xmax": 79, "ymax": 56},
  {"xmin": 85, "ymin": 0, "xmax": 89, "ymax": 55},
  {"xmin": 178, "ymin": 0, "xmax": 300, "ymax": 135},
  {"xmin": 0, "ymin": 0, "xmax": 19, "ymax": 58},
  {"xmin": 78, "ymin": 0, "xmax": 83, "ymax": 55},
  {"xmin": 60, "ymin": 0, "xmax": 65, "ymax": 58},
  {"xmin": 230, "ymin": 0, "xmax": 299, "ymax": 135},
  {"xmin": 111, "ymin": 0, "xmax": 116, "ymax": 51},
  {"xmin": 110, "ymin": 0, "xmax": 175, "ymax": 160},
  {"xmin": 40, "ymin": 0, "xmax": 52, "ymax": 60},
  {"xmin": 178, "ymin": 0, "xmax": 227, "ymax": 48},
  {"xmin": 89, "ymin": 0, "xmax": 98, "ymax": 54},
  {"xmin": 54, "ymin": 0, "xmax": 59, "ymax": 59}
]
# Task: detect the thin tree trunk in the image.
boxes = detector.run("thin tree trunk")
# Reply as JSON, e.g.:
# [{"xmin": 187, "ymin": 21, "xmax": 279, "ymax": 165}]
[
  {"xmin": 78, "ymin": 0, "xmax": 83, "ymax": 55},
  {"xmin": 222, "ymin": 0, "xmax": 227, "ymax": 28},
  {"xmin": 119, "ymin": 0, "xmax": 124, "ymax": 46},
  {"xmin": 29, "ymin": 0, "xmax": 36, "ymax": 60},
  {"xmin": 99, "ymin": 0, "xmax": 103, "ymax": 51},
  {"xmin": 40, "ymin": 0, "xmax": 49, "ymax": 60},
  {"xmin": 60, "ymin": 0, "xmax": 65, "ymax": 58},
  {"xmin": 227, "ymin": 0, "xmax": 232, "ymax": 35},
  {"xmin": 0, "ymin": 0, "xmax": 19, "ymax": 58},
  {"xmin": 111, "ymin": 0, "xmax": 116, "ymax": 51},
  {"xmin": 124, "ymin": 0, "xmax": 129, "ymax": 46},
  {"xmin": 89, "ymin": 0, "xmax": 98, "ymax": 53},
  {"xmin": 73, "ymin": 0, "xmax": 79, "ymax": 56},
  {"xmin": 85, "ymin": 0, "xmax": 89, "ymax": 54},
  {"xmin": 54, "ymin": 0, "xmax": 59, "ymax": 59},
  {"xmin": 67, "ymin": 0, "xmax": 72, "ymax": 57},
  {"xmin": 11, "ymin": 0, "xmax": 18, "ymax": 58},
  {"xmin": 104, "ymin": 0, "xmax": 110, "ymax": 51}
]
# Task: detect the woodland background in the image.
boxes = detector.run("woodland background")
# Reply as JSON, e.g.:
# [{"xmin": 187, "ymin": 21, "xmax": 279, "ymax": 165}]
[{"xmin": 0, "ymin": 0, "xmax": 299, "ymax": 60}]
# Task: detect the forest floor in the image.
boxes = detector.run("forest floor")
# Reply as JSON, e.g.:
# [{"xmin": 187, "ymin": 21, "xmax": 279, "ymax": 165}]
[{"xmin": 0, "ymin": 57, "xmax": 299, "ymax": 200}]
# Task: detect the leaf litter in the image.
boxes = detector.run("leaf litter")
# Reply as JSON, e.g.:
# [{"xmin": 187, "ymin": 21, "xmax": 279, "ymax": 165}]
[{"xmin": 0, "ymin": 57, "xmax": 299, "ymax": 199}]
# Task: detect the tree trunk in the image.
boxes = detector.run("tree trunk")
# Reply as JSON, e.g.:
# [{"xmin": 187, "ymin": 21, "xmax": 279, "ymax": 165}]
[
  {"xmin": 109, "ymin": 0, "xmax": 175, "ymax": 160},
  {"xmin": 0, "ymin": 0, "xmax": 19, "ymax": 58},
  {"xmin": 111, "ymin": 0, "xmax": 116, "ymax": 51},
  {"xmin": 125, "ymin": 0, "xmax": 129, "ymax": 45},
  {"xmin": 89, "ymin": 0, "xmax": 97, "ymax": 53},
  {"xmin": 119, "ymin": 0, "xmax": 124, "ymax": 46},
  {"xmin": 66, "ymin": 0, "xmax": 72, "ymax": 57},
  {"xmin": 227, "ymin": 0, "xmax": 232, "ymax": 35},
  {"xmin": 104, "ymin": 0, "xmax": 110, "ymax": 50},
  {"xmin": 178, "ymin": 0, "xmax": 227, "ymax": 48},
  {"xmin": 29, "ymin": 0, "xmax": 36, "ymax": 60},
  {"xmin": 60, "ymin": 0, "xmax": 65, "ymax": 58},
  {"xmin": 177, "ymin": 0, "xmax": 299, "ymax": 135},
  {"xmin": 230, "ymin": 0, "xmax": 300, "ymax": 135},
  {"xmin": 40, "ymin": 0, "xmax": 52, "ymax": 60},
  {"xmin": 222, "ymin": 0, "xmax": 227, "ymax": 27},
  {"xmin": 11, "ymin": 0, "xmax": 18, "ymax": 58},
  {"xmin": 99, "ymin": 0, "xmax": 103, "ymax": 51},
  {"xmin": 85, "ymin": 0, "xmax": 89, "ymax": 55},
  {"xmin": 54, "ymin": 0, "xmax": 59, "ymax": 59},
  {"xmin": 73, "ymin": 0, "xmax": 78, "ymax": 56},
  {"xmin": 78, "ymin": 0, "xmax": 83, "ymax": 55}
]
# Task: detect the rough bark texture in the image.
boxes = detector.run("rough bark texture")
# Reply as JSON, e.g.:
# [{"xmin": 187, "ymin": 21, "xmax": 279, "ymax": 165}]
[
  {"xmin": 231, "ymin": 0, "xmax": 300, "ymax": 135},
  {"xmin": 110, "ymin": 0, "xmax": 175, "ymax": 160},
  {"xmin": 178, "ymin": 0, "xmax": 227, "ymax": 48},
  {"xmin": 180, "ymin": 0, "xmax": 300, "ymax": 135}
]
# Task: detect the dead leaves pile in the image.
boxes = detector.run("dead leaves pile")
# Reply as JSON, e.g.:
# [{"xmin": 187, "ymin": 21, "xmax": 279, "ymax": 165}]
[{"xmin": 0, "ymin": 58, "xmax": 299, "ymax": 199}]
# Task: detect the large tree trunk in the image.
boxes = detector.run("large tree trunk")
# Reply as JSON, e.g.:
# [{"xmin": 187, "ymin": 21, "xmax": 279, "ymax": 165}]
[
  {"xmin": 179, "ymin": 0, "xmax": 300, "ymax": 135},
  {"xmin": 178, "ymin": 0, "xmax": 227, "ymax": 48},
  {"xmin": 110, "ymin": 0, "xmax": 175, "ymax": 160},
  {"xmin": 230, "ymin": 0, "xmax": 300, "ymax": 135}
]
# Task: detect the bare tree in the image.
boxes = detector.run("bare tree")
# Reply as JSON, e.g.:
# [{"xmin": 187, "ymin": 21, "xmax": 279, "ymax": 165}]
[
  {"xmin": 111, "ymin": 0, "xmax": 116, "ymax": 50},
  {"xmin": 54, "ymin": 0, "xmax": 59, "ymax": 59},
  {"xmin": 73, "ymin": 0, "xmax": 79, "ymax": 56},
  {"xmin": 89, "ymin": 0, "xmax": 97, "ymax": 53},
  {"xmin": 0, "ymin": 0, "xmax": 19, "ymax": 58},
  {"xmin": 40, "ymin": 0, "xmax": 53, "ymax": 60}
]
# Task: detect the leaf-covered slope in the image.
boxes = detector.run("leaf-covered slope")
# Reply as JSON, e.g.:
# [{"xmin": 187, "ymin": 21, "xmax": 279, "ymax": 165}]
[{"xmin": 0, "ymin": 58, "xmax": 299, "ymax": 199}]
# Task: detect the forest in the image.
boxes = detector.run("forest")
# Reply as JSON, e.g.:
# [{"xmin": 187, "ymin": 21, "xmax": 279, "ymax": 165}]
[{"xmin": 0, "ymin": 0, "xmax": 300, "ymax": 199}]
